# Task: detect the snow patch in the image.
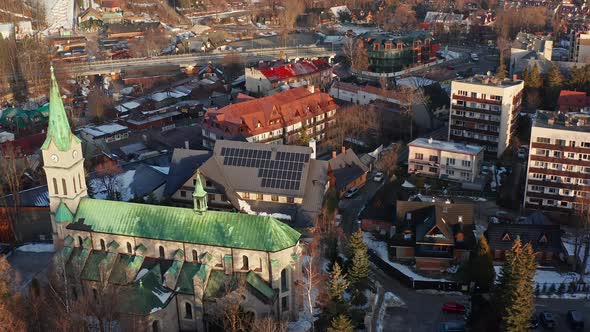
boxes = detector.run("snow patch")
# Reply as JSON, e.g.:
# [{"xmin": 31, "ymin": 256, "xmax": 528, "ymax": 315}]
[
  {"xmin": 152, "ymin": 289, "xmax": 172, "ymax": 304},
  {"xmin": 17, "ymin": 243, "xmax": 55, "ymax": 253},
  {"xmin": 383, "ymin": 291, "xmax": 406, "ymax": 308},
  {"xmin": 150, "ymin": 307, "xmax": 162, "ymax": 314},
  {"xmin": 238, "ymin": 199, "xmax": 292, "ymax": 220},
  {"xmin": 135, "ymin": 268, "xmax": 149, "ymax": 281}
]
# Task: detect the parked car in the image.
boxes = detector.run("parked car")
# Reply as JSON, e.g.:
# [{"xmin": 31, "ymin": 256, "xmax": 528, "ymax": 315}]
[
  {"xmin": 442, "ymin": 302, "xmax": 466, "ymax": 314},
  {"xmin": 470, "ymin": 53, "xmax": 479, "ymax": 61},
  {"xmin": 438, "ymin": 321, "xmax": 466, "ymax": 332},
  {"xmin": 344, "ymin": 187, "xmax": 359, "ymax": 198},
  {"xmin": 540, "ymin": 311, "xmax": 556, "ymax": 329},
  {"xmin": 373, "ymin": 172, "xmax": 384, "ymax": 182},
  {"xmin": 447, "ymin": 65, "xmax": 455, "ymax": 70},
  {"xmin": 567, "ymin": 310, "xmax": 584, "ymax": 330}
]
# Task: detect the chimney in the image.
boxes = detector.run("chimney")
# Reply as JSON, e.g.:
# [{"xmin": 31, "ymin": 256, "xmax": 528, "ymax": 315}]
[
  {"xmin": 332, "ymin": 151, "xmax": 337, "ymax": 159},
  {"xmin": 512, "ymin": 74, "xmax": 518, "ymax": 81},
  {"xmin": 309, "ymin": 139, "xmax": 316, "ymax": 159},
  {"xmin": 341, "ymin": 146, "xmax": 346, "ymax": 154},
  {"xmin": 308, "ymin": 85, "xmax": 315, "ymax": 94},
  {"xmin": 184, "ymin": 140, "xmax": 189, "ymax": 149}
]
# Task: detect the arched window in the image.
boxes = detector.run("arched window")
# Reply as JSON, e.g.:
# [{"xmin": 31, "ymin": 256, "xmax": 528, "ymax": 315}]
[
  {"xmin": 53, "ymin": 178, "xmax": 59, "ymax": 195},
  {"xmin": 280, "ymin": 268, "xmax": 288, "ymax": 292},
  {"xmin": 127, "ymin": 242, "xmax": 133, "ymax": 254},
  {"xmin": 184, "ymin": 302, "xmax": 193, "ymax": 319},
  {"xmin": 242, "ymin": 255, "xmax": 249, "ymax": 270},
  {"xmin": 192, "ymin": 249, "xmax": 198, "ymax": 262},
  {"xmin": 78, "ymin": 236, "xmax": 83, "ymax": 247},
  {"xmin": 152, "ymin": 321, "xmax": 159, "ymax": 332},
  {"xmin": 73, "ymin": 177, "xmax": 77, "ymax": 193},
  {"xmin": 78, "ymin": 173, "xmax": 83, "ymax": 190},
  {"xmin": 62, "ymin": 178, "xmax": 68, "ymax": 195},
  {"xmin": 159, "ymin": 246, "xmax": 165, "ymax": 258},
  {"xmin": 100, "ymin": 239, "xmax": 106, "ymax": 250}
]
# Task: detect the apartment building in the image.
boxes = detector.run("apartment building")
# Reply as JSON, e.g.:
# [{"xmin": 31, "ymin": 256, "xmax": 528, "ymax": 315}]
[
  {"xmin": 524, "ymin": 111, "xmax": 590, "ymax": 213},
  {"xmin": 201, "ymin": 86, "xmax": 337, "ymax": 149},
  {"xmin": 448, "ymin": 75, "xmax": 524, "ymax": 158},
  {"xmin": 570, "ymin": 31, "xmax": 590, "ymax": 64},
  {"xmin": 408, "ymin": 137, "xmax": 484, "ymax": 183}
]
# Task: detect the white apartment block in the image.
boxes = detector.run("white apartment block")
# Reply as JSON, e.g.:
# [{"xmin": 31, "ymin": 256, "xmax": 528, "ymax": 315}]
[
  {"xmin": 524, "ymin": 111, "xmax": 590, "ymax": 212},
  {"xmin": 408, "ymin": 137, "xmax": 484, "ymax": 183},
  {"xmin": 570, "ymin": 31, "xmax": 590, "ymax": 64},
  {"xmin": 448, "ymin": 75, "xmax": 524, "ymax": 158}
]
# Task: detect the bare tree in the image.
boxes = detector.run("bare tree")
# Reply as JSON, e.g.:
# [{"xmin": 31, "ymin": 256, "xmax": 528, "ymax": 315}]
[
  {"xmin": 280, "ymin": 0, "xmax": 305, "ymax": 32},
  {"xmin": 342, "ymin": 38, "xmax": 368, "ymax": 71},
  {"xmin": 325, "ymin": 104, "xmax": 379, "ymax": 149},
  {"xmin": 93, "ymin": 160, "xmax": 123, "ymax": 200},
  {"xmin": 0, "ymin": 259, "xmax": 27, "ymax": 331},
  {"xmin": 396, "ymin": 86, "xmax": 427, "ymax": 140},
  {"xmin": 251, "ymin": 316, "xmax": 287, "ymax": 332},
  {"xmin": 0, "ymin": 144, "xmax": 27, "ymax": 242},
  {"xmin": 87, "ymin": 87, "xmax": 112, "ymax": 124},
  {"xmin": 208, "ymin": 279, "xmax": 253, "ymax": 332},
  {"xmin": 375, "ymin": 144, "xmax": 400, "ymax": 182},
  {"xmin": 573, "ymin": 198, "xmax": 590, "ymax": 282},
  {"xmin": 222, "ymin": 52, "xmax": 245, "ymax": 82}
]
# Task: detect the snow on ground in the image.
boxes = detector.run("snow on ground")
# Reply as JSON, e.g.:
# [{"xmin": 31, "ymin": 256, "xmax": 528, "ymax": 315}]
[
  {"xmin": 363, "ymin": 232, "xmax": 450, "ymax": 282},
  {"xmin": 237, "ymin": 199, "xmax": 292, "ymax": 220},
  {"xmin": 562, "ymin": 240, "xmax": 589, "ymax": 274},
  {"xmin": 17, "ymin": 243, "xmax": 55, "ymax": 253},
  {"xmin": 289, "ymin": 256, "xmax": 320, "ymax": 332},
  {"xmin": 90, "ymin": 170, "xmax": 136, "ymax": 202},
  {"xmin": 494, "ymin": 266, "xmax": 590, "ymax": 285},
  {"xmin": 383, "ymin": 291, "xmax": 405, "ymax": 308}
]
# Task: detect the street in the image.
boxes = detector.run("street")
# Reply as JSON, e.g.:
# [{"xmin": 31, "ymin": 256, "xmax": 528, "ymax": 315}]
[{"xmin": 338, "ymin": 176, "xmax": 384, "ymax": 235}]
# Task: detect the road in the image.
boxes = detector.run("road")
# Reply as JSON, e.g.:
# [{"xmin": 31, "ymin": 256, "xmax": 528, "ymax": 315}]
[
  {"xmin": 338, "ymin": 176, "xmax": 384, "ymax": 235},
  {"xmin": 58, "ymin": 46, "xmax": 337, "ymax": 76}
]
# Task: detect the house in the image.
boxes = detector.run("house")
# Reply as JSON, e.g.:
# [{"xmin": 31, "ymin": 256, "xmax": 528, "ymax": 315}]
[
  {"xmin": 486, "ymin": 223, "xmax": 562, "ymax": 264},
  {"xmin": 328, "ymin": 147, "xmax": 369, "ymax": 197},
  {"xmin": 79, "ymin": 7, "xmax": 103, "ymax": 23},
  {"xmin": 423, "ymin": 12, "xmax": 469, "ymax": 33},
  {"xmin": 163, "ymin": 148, "xmax": 213, "ymax": 203},
  {"xmin": 101, "ymin": 0, "xmax": 121, "ymax": 12},
  {"xmin": 166, "ymin": 140, "xmax": 329, "ymax": 227},
  {"xmin": 104, "ymin": 22, "xmax": 162, "ymax": 39},
  {"xmin": 245, "ymin": 59, "xmax": 333, "ymax": 96},
  {"xmin": 390, "ymin": 201, "xmax": 476, "ymax": 271},
  {"xmin": 329, "ymin": 5, "xmax": 351, "ymax": 21},
  {"xmin": 360, "ymin": 183, "xmax": 397, "ymax": 233},
  {"xmin": 558, "ymin": 90, "xmax": 590, "ymax": 112},
  {"xmin": 41, "ymin": 66, "xmax": 303, "ymax": 330},
  {"xmin": 0, "ymin": 186, "xmax": 51, "ymax": 242},
  {"xmin": 197, "ymin": 63, "xmax": 225, "ymax": 82},
  {"xmin": 78, "ymin": 123, "xmax": 130, "ymax": 145}
]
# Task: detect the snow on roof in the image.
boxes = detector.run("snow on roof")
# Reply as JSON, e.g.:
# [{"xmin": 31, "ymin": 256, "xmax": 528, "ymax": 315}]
[
  {"xmin": 151, "ymin": 91, "xmax": 186, "ymax": 102},
  {"xmin": 121, "ymin": 100, "xmax": 141, "ymax": 109},
  {"xmin": 330, "ymin": 5, "xmax": 350, "ymax": 18},
  {"xmin": 114, "ymin": 105, "xmax": 129, "ymax": 113},
  {"xmin": 409, "ymin": 137, "xmax": 483, "ymax": 155},
  {"xmin": 324, "ymin": 35, "xmax": 346, "ymax": 44},
  {"xmin": 81, "ymin": 123, "xmax": 128, "ymax": 138},
  {"xmin": 396, "ymin": 76, "xmax": 436, "ymax": 88}
]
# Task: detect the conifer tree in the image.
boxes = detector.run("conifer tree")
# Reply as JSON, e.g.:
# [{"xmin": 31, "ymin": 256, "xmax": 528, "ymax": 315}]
[
  {"xmin": 496, "ymin": 54, "xmax": 508, "ymax": 80},
  {"xmin": 528, "ymin": 64, "xmax": 542, "ymax": 89},
  {"xmin": 327, "ymin": 314, "xmax": 354, "ymax": 332},
  {"xmin": 328, "ymin": 263, "xmax": 349, "ymax": 303},
  {"xmin": 545, "ymin": 63, "xmax": 564, "ymax": 108},
  {"xmin": 347, "ymin": 230, "xmax": 370, "ymax": 288},
  {"xmin": 465, "ymin": 236, "xmax": 495, "ymax": 292},
  {"xmin": 522, "ymin": 66, "xmax": 530, "ymax": 87},
  {"xmin": 347, "ymin": 229, "xmax": 366, "ymax": 260}
]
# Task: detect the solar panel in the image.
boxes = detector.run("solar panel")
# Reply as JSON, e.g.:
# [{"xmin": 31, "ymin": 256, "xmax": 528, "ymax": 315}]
[{"xmin": 221, "ymin": 147, "xmax": 226, "ymax": 156}]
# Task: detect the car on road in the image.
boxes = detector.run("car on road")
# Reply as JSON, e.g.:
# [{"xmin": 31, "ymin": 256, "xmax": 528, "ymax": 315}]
[
  {"xmin": 447, "ymin": 65, "xmax": 455, "ymax": 70},
  {"xmin": 442, "ymin": 302, "xmax": 466, "ymax": 314},
  {"xmin": 344, "ymin": 187, "xmax": 359, "ymax": 198},
  {"xmin": 567, "ymin": 310, "xmax": 584, "ymax": 330},
  {"xmin": 470, "ymin": 53, "xmax": 479, "ymax": 61},
  {"xmin": 540, "ymin": 311, "xmax": 556, "ymax": 329},
  {"xmin": 373, "ymin": 172, "xmax": 384, "ymax": 182},
  {"xmin": 438, "ymin": 321, "xmax": 466, "ymax": 332}
]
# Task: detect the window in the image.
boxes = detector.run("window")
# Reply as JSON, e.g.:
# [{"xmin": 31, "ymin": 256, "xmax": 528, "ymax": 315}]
[
  {"xmin": 79, "ymin": 173, "xmax": 83, "ymax": 190},
  {"xmin": 414, "ymin": 153, "xmax": 423, "ymax": 160},
  {"xmin": 281, "ymin": 268, "xmax": 288, "ymax": 292},
  {"xmin": 493, "ymin": 95, "xmax": 502, "ymax": 101},
  {"xmin": 582, "ymin": 142, "xmax": 590, "ymax": 148},
  {"xmin": 470, "ymin": 92, "xmax": 477, "ymax": 98},
  {"xmin": 429, "ymin": 155, "xmax": 438, "ymax": 162},
  {"xmin": 570, "ymin": 141, "xmax": 576, "ymax": 147},
  {"xmin": 287, "ymin": 197, "xmax": 294, "ymax": 203},
  {"xmin": 271, "ymin": 195, "xmax": 279, "ymax": 202},
  {"xmin": 180, "ymin": 191, "xmax": 187, "ymax": 198},
  {"xmin": 221, "ymin": 194, "xmax": 227, "ymax": 201},
  {"xmin": 205, "ymin": 180, "xmax": 212, "ymax": 187},
  {"xmin": 243, "ymin": 192, "xmax": 250, "ymax": 199},
  {"xmin": 257, "ymin": 193, "xmax": 263, "ymax": 200},
  {"xmin": 192, "ymin": 250, "xmax": 198, "ymax": 262},
  {"xmin": 553, "ymin": 151, "xmax": 562, "ymax": 158},
  {"xmin": 458, "ymin": 90, "xmax": 468, "ymax": 96},
  {"xmin": 429, "ymin": 167, "xmax": 437, "ymax": 173},
  {"xmin": 461, "ymin": 160, "xmax": 471, "ymax": 167},
  {"xmin": 184, "ymin": 303, "xmax": 193, "ymax": 319},
  {"xmin": 556, "ymin": 139, "xmax": 566, "ymax": 146},
  {"xmin": 62, "ymin": 178, "xmax": 68, "ymax": 195},
  {"xmin": 207, "ymin": 194, "xmax": 215, "ymax": 202},
  {"xmin": 78, "ymin": 236, "xmax": 83, "ymax": 247},
  {"xmin": 548, "ymin": 188, "xmax": 557, "ymax": 194},
  {"xmin": 152, "ymin": 321, "xmax": 159, "ymax": 332},
  {"xmin": 53, "ymin": 178, "xmax": 59, "ymax": 195},
  {"xmin": 242, "ymin": 256, "xmax": 249, "ymax": 270},
  {"xmin": 537, "ymin": 137, "xmax": 550, "ymax": 144},
  {"xmin": 447, "ymin": 169, "xmax": 455, "ymax": 175},
  {"xmin": 159, "ymin": 246, "xmax": 165, "ymax": 258},
  {"xmin": 568, "ymin": 152, "xmax": 575, "ymax": 158},
  {"xmin": 127, "ymin": 242, "xmax": 133, "ymax": 254},
  {"xmin": 447, "ymin": 158, "xmax": 456, "ymax": 165},
  {"xmin": 100, "ymin": 239, "xmax": 106, "ymax": 250},
  {"xmin": 281, "ymin": 296, "xmax": 289, "ymax": 312},
  {"xmin": 415, "ymin": 165, "xmax": 424, "ymax": 171},
  {"xmin": 73, "ymin": 178, "xmax": 77, "ymax": 193}
]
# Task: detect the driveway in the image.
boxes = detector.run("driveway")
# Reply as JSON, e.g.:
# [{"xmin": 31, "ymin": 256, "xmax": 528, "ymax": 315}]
[{"xmin": 339, "ymin": 177, "xmax": 384, "ymax": 235}]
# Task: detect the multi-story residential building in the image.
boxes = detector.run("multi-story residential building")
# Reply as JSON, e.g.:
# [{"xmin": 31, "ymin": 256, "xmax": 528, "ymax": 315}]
[
  {"xmin": 408, "ymin": 137, "xmax": 484, "ymax": 183},
  {"xmin": 570, "ymin": 30, "xmax": 590, "ymax": 63},
  {"xmin": 245, "ymin": 59, "xmax": 332, "ymax": 96},
  {"xmin": 448, "ymin": 75, "xmax": 524, "ymax": 158},
  {"xmin": 363, "ymin": 31, "xmax": 441, "ymax": 73},
  {"xmin": 201, "ymin": 86, "xmax": 337, "ymax": 149},
  {"xmin": 524, "ymin": 111, "xmax": 590, "ymax": 213},
  {"xmin": 558, "ymin": 90, "xmax": 590, "ymax": 113}
]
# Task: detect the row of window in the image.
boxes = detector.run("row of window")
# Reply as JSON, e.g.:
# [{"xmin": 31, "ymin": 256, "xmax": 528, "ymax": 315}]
[
  {"xmin": 536, "ymin": 137, "xmax": 590, "ymax": 148},
  {"xmin": 452, "ymin": 120, "xmax": 499, "ymax": 133},
  {"xmin": 531, "ymin": 161, "xmax": 590, "ymax": 174},
  {"xmin": 535, "ymin": 148, "xmax": 590, "ymax": 161},
  {"xmin": 413, "ymin": 153, "xmax": 472, "ymax": 167},
  {"xmin": 528, "ymin": 185, "xmax": 590, "ymax": 198},
  {"xmin": 450, "ymin": 129, "xmax": 499, "ymax": 142},
  {"xmin": 242, "ymin": 192, "xmax": 296, "ymax": 203},
  {"xmin": 455, "ymin": 90, "xmax": 503, "ymax": 102},
  {"xmin": 452, "ymin": 109, "xmax": 501, "ymax": 122},
  {"xmin": 527, "ymin": 197, "xmax": 572, "ymax": 209},
  {"xmin": 52, "ymin": 173, "xmax": 85, "ymax": 196},
  {"xmin": 454, "ymin": 100, "xmax": 502, "ymax": 112},
  {"xmin": 529, "ymin": 172, "xmax": 590, "ymax": 185}
]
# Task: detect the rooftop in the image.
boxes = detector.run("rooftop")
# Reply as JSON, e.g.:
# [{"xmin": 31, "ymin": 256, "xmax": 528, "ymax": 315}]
[
  {"xmin": 454, "ymin": 74, "xmax": 523, "ymax": 87},
  {"xmin": 534, "ymin": 110, "xmax": 590, "ymax": 133},
  {"xmin": 256, "ymin": 59, "xmax": 331, "ymax": 83},
  {"xmin": 408, "ymin": 137, "xmax": 483, "ymax": 155}
]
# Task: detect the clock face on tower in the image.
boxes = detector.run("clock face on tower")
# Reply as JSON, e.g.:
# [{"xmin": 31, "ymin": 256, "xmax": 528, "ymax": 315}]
[
  {"xmin": 51, "ymin": 154, "xmax": 59, "ymax": 163},
  {"xmin": 72, "ymin": 150, "xmax": 78, "ymax": 159}
]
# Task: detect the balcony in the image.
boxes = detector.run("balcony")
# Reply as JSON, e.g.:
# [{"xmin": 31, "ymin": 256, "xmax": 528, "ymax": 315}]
[
  {"xmin": 528, "ymin": 167, "xmax": 590, "ymax": 180},
  {"xmin": 450, "ymin": 124, "xmax": 499, "ymax": 136},
  {"xmin": 531, "ymin": 142, "xmax": 590, "ymax": 154},
  {"xmin": 451, "ymin": 113, "xmax": 500, "ymax": 126},
  {"xmin": 452, "ymin": 94, "xmax": 502, "ymax": 106}
]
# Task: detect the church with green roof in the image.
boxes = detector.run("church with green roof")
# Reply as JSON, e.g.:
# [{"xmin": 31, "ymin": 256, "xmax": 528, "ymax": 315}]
[{"xmin": 42, "ymin": 67, "xmax": 303, "ymax": 331}]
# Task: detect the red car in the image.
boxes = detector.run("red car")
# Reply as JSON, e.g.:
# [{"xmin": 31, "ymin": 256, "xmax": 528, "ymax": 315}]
[
  {"xmin": 447, "ymin": 65, "xmax": 455, "ymax": 70},
  {"xmin": 442, "ymin": 302, "xmax": 465, "ymax": 314}
]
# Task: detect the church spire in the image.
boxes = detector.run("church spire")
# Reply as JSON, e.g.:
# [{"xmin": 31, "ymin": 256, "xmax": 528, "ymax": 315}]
[
  {"xmin": 41, "ymin": 66, "xmax": 78, "ymax": 152},
  {"xmin": 193, "ymin": 171, "xmax": 208, "ymax": 213}
]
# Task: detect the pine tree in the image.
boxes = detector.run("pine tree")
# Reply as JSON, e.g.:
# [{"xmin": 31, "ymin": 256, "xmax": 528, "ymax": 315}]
[
  {"xmin": 465, "ymin": 236, "xmax": 495, "ymax": 292},
  {"xmin": 567, "ymin": 64, "xmax": 590, "ymax": 93},
  {"xmin": 522, "ymin": 66, "xmax": 530, "ymax": 87},
  {"xmin": 328, "ymin": 263, "xmax": 349, "ymax": 303},
  {"xmin": 347, "ymin": 229, "xmax": 366, "ymax": 261},
  {"xmin": 348, "ymin": 245, "xmax": 370, "ymax": 288},
  {"xmin": 528, "ymin": 64, "xmax": 543, "ymax": 89},
  {"xmin": 327, "ymin": 314, "xmax": 354, "ymax": 332},
  {"xmin": 545, "ymin": 63, "xmax": 564, "ymax": 108}
]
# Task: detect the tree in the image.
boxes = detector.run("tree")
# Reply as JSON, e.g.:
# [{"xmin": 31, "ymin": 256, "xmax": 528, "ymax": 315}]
[
  {"xmin": 251, "ymin": 316, "xmax": 287, "ymax": 332},
  {"xmin": 209, "ymin": 280, "xmax": 254, "ymax": 332},
  {"xmin": 352, "ymin": 40, "xmax": 368, "ymax": 71},
  {"xmin": 325, "ymin": 104, "xmax": 379, "ymax": 150},
  {"xmin": 545, "ymin": 63, "xmax": 564, "ymax": 108},
  {"xmin": 222, "ymin": 52, "xmax": 244, "ymax": 82},
  {"xmin": 0, "ymin": 144, "xmax": 26, "ymax": 242},
  {"xmin": 327, "ymin": 263, "xmax": 349, "ymax": 303},
  {"xmin": 567, "ymin": 65, "xmax": 590, "ymax": 93},
  {"xmin": 280, "ymin": 0, "xmax": 305, "ymax": 32},
  {"xmin": 327, "ymin": 314, "xmax": 354, "ymax": 332},
  {"xmin": 463, "ymin": 236, "xmax": 495, "ymax": 292},
  {"xmin": 375, "ymin": 145, "xmax": 400, "ymax": 182},
  {"xmin": 346, "ymin": 230, "xmax": 369, "ymax": 288},
  {"xmin": 87, "ymin": 87, "xmax": 111, "ymax": 124},
  {"xmin": 495, "ymin": 52, "xmax": 507, "ymax": 80},
  {"xmin": 496, "ymin": 239, "xmax": 537, "ymax": 331},
  {"xmin": 527, "ymin": 64, "xmax": 542, "ymax": 90},
  {"xmin": 0, "ymin": 259, "xmax": 27, "ymax": 331},
  {"xmin": 93, "ymin": 160, "xmax": 123, "ymax": 200}
]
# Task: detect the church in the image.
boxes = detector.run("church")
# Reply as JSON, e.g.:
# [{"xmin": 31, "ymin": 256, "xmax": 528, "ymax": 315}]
[{"xmin": 42, "ymin": 67, "xmax": 303, "ymax": 331}]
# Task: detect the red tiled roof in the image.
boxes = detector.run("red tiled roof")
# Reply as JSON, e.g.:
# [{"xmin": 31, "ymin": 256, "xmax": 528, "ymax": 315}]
[
  {"xmin": 102, "ymin": 0, "xmax": 120, "ymax": 8},
  {"xmin": 259, "ymin": 60, "xmax": 330, "ymax": 82},
  {"xmin": 558, "ymin": 90, "xmax": 590, "ymax": 109},
  {"xmin": 204, "ymin": 87, "xmax": 336, "ymax": 137}
]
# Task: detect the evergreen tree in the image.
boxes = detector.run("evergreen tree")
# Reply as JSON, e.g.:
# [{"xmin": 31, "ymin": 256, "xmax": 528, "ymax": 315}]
[
  {"xmin": 328, "ymin": 263, "xmax": 349, "ymax": 303},
  {"xmin": 567, "ymin": 64, "xmax": 590, "ymax": 93},
  {"xmin": 327, "ymin": 314, "xmax": 354, "ymax": 332},
  {"xmin": 528, "ymin": 64, "xmax": 543, "ymax": 89},
  {"xmin": 464, "ymin": 236, "xmax": 495, "ymax": 292},
  {"xmin": 348, "ymin": 245, "xmax": 370, "ymax": 288},
  {"xmin": 347, "ymin": 229, "xmax": 366, "ymax": 261},
  {"xmin": 496, "ymin": 54, "xmax": 508, "ymax": 80},
  {"xmin": 522, "ymin": 66, "xmax": 530, "ymax": 87},
  {"xmin": 545, "ymin": 63, "xmax": 564, "ymax": 108}
]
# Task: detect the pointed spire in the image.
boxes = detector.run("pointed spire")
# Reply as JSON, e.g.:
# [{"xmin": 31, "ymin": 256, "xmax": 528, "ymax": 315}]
[
  {"xmin": 41, "ymin": 66, "xmax": 79, "ymax": 151},
  {"xmin": 193, "ymin": 170, "xmax": 208, "ymax": 213}
]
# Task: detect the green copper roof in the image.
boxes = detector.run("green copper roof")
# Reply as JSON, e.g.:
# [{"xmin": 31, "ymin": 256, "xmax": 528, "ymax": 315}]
[
  {"xmin": 41, "ymin": 66, "xmax": 80, "ymax": 151},
  {"xmin": 55, "ymin": 202, "xmax": 74, "ymax": 223},
  {"xmin": 246, "ymin": 271, "xmax": 275, "ymax": 302},
  {"xmin": 120, "ymin": 264, "xmax": 174, "ymax": 315},
  {"xmin": 64, "ymin": 235, "xmax": 74, "ymax": 246},
  {"xmin": 107, "ymin": 240, "xmax": 119, "ymax": 250},
  {"xmin": 164, "ymin": 260, "xmax": 183, "ymax": 287},
  {"xmin": 66, "ymin": 247, "xmax": 91, "ymax": 276},
  {"xmin": 204, "ymin": 270, "xmax": 236, "ymax": 298},
  {"xmin": 177, "ymin": 263, "xmax": 210, "ymax": 295},
  {"xmin": 70, "ymin": 198, "xmax": 300, "ymax": 252},
  {"xmin": 81, "ymin": 251, "xmax": 117, "ymax": 282},
  {"xmin": 109, "ymin": 254, "xmax": 145, "ymax": 285}
]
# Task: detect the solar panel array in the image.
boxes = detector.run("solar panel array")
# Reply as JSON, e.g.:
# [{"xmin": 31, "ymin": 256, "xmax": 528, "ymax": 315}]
[{"xmin": 220, "ymin": 147, "xmax": 310, "ymax": 191}]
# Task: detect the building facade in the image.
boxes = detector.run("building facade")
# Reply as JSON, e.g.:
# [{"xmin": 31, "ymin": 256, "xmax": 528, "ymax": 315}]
[
  {"xmin": 524, "ymin": 111, "xmax": 590, "ymax": 213},
  {"xmin": 245, "ymin": 60, "xmax": 332, "ymax": 96},
  {"xmin": 42, "ymin": 67, "xmax": 303, "ymax": 331},
  {"xmin": 408, "ymin": 137, "xmax": 484, "ymax": 183},
  {"xmin": 570, "ymin": 30, "xmax": 590, "ymax": 64},
  {"xmin": 201, "ymin": 86, "xmax": 337, "ymax": 149},
  {"xmin": 448, "ymin": 75, "xmax": 524, "ymax": 158}
]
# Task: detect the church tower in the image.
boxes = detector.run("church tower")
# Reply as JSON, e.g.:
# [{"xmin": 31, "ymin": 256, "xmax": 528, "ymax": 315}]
[
  {"xmin": 193, "ymin": 171, "xmax": 208, "ymax": 214},
  {"xmin": 41, "ymin": 67, "xmax": 87, "ymax": 241}
]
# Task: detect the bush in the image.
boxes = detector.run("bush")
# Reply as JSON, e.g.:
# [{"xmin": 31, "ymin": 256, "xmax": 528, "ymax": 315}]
[
  {"xmin": 569, "ymin": 282, "xmax": 577, "ymax": 294},
  {"xmin": 549, "ymin": 284, "xmax": 556, "ymax": 293},
  {"xmin": 557, "ymin": 283, "xmax": 566, "ymax": 294},
  {"xmin": 541, "ymin": 284, "xmax": 547, "ymax": 293}
]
